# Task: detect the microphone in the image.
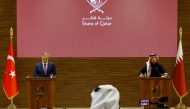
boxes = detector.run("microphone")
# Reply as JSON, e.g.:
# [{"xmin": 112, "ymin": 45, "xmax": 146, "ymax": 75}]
[{"xmin": 156, "ymin": 67, "xmax": 160, "ymax": 76}]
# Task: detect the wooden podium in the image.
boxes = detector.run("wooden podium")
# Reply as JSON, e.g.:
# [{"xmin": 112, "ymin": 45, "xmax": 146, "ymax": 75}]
[
  {"xmin": 140, "ymin": 77, "xmax": 172, "ymax": 109},
  {"xmin": 26, "ymin": 75, "xmax": 56, "ymax": 109}
]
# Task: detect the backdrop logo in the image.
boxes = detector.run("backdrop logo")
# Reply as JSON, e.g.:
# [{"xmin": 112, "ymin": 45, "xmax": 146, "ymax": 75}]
[
  {"xmin": 87, "ymin": 0, "xmax": 107, "ymax": 14},
  {"xmin": 82, "ymin": 0, "xmax": 112, "ymax": 26}
]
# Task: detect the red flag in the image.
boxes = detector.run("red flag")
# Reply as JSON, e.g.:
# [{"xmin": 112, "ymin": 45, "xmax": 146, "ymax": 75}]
[
  {"xmin": 2, "ymin": 41, "xmax": 19, "ymax": 99},
  {"xmin": 172, "ymin": 39, "xmax": 188, "ymax": 97}
]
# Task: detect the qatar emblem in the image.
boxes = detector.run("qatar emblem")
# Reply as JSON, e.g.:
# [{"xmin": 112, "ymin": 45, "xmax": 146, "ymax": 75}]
[{"xmin": 86, "ymin": 0, "xmax": 107, "ymax": 14}]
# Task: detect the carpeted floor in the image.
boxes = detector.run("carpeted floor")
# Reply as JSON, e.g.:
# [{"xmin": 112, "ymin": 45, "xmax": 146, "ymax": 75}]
[{"xmin": 0, "ymin": 107, "xmax": 187, "ymax": 109}]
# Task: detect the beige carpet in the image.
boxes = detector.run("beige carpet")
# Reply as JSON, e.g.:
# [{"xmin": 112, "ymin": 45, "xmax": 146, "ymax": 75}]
[
  {"xmin": 4, "ymin": 107, "xmax": 186, "ymax": 109},
  {"xmin": 0, "ymin": 107, "xmax": 189, "ymax": 109}
]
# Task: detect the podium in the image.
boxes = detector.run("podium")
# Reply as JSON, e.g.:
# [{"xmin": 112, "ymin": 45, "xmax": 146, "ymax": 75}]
[
  {"xmin": 140, "ymin": 77, "xmax": 172, "ymax": 109},
  {"xmin": 26, "ymin": 75, "xmax": 56, "ymax": 109}
]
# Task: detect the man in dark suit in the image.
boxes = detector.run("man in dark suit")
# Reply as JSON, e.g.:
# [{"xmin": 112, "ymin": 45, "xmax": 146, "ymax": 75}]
[{"xmin": 34, "ymin": 52, "xmax": 57, "ymax": 77}]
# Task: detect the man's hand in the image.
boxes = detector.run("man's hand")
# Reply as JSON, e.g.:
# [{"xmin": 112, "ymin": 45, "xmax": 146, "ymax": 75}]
[{"xmin": 139, "ymin": 74, "xmax": 145, "ymax": 77}]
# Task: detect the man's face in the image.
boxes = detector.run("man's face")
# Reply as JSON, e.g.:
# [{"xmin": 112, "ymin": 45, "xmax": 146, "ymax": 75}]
[
  {"xmin": 42, "ymin": 55, "xmax": 49, "ymax": 64},
  {"xmin": 150, "ymin": 56, "xmax": 157, "ymax": 64}
]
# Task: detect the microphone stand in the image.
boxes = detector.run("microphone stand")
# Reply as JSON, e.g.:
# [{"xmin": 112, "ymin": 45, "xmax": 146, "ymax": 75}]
[{"xmin": 156, "ymin": 68, "xmax": 161, "ymax": 76}]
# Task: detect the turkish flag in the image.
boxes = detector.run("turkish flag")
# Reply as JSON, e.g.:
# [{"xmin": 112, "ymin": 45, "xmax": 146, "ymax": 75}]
[
  {"xmin": 172, "ymin": 39, "xmax": 188, "ymax": 97},
  {"xmin": 2, "ymin": 41, "xmax": 19, "ymax": 99}
]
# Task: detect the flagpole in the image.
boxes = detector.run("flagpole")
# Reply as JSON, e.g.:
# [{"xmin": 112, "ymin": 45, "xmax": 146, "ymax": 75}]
[
  {"xmin": 10, "ymin": 27, "xmax": 13, "ymax": 40},
  {"xmin": 7, "ymin": 27, "xmax": 17, "ymax": 109},
  {"xmin": 175, "ymin": 27, "xmax": 187, "ymax": 109},
  {"xmin": 180, "ymin": 97, "xmax": 182, "ymax": 104}
]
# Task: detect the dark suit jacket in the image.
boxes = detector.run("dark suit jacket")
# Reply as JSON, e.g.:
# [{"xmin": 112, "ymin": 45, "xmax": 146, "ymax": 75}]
[
  {"xmin": 139, "ymin": 62, "xmax": 166, "ymax": 77},
  {"xmin": 34, "ymin": 62, "xmax": 57, "ymax": 77}
]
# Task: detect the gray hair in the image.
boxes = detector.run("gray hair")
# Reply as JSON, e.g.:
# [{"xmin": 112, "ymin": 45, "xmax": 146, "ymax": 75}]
[{"xmin": 42, "ymin": 52, "xmax": 49, "ymax": 56}]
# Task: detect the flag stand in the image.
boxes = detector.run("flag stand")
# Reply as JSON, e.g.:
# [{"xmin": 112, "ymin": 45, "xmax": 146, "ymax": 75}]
[
  {"xmin": 7, "ymin": 98, "xmax": 17, "ymax": 109},
  {"xmin": 175, "ymin": 98, "xmax": 186, "ymax": 109}
]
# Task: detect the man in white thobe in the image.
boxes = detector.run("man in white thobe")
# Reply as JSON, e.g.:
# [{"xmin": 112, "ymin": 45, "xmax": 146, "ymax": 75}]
[{"xmin": 90, "ymin": 84, "xmax": 121, "ymax": 109}]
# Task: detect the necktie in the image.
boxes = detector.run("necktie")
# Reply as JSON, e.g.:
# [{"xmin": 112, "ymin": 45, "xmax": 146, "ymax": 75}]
[{"xmin": 44, "ymin": 64, "xmax": 47, "ymax": 75}]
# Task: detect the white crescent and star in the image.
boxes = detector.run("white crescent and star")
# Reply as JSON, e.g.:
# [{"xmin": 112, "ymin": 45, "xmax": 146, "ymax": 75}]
[
  {"xmin": 7, "ymin": 55, "xmax": 15, "ymax": 64},
  {"xmin": 9, "ymin": 70, "xmax": 16, "ymax": 78},
  {"xmin": 5, "ymin": 55, "xmax": 16, "ymax": 78}
]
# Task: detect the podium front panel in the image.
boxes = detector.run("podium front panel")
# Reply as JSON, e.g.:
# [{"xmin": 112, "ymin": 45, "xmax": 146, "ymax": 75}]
[
  {"xmin": 26, "ymin": 76, "xmax": 56, "ymax": 109},
  {"xmin": 140, "ymin": 77, "xmax": 172, "ymax": 109}
]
